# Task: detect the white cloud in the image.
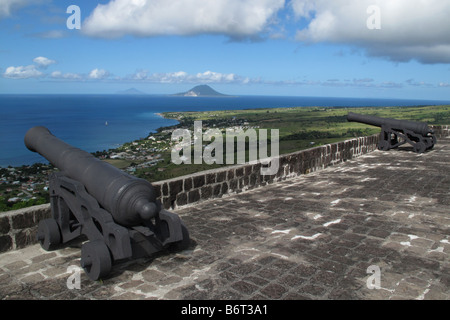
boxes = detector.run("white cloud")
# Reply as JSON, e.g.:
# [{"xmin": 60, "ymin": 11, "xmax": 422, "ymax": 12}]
[
  {"xmin": 0, "ymin": 0, "xmax": 44, "ymax": 20},
  {"xmin": 88, "ymin": 68, "xmax": 110, "ymax": 79},
  {"xmin": 405, "ymin": 79, "xmax": 433, "ymax": 88},
  {"xmin": 3, "ymin": 56, "xmax": 58, "ymax": 79},
  {"xmin": 126, "ymin": 70, "xmax": 248, "ymax": 84},
  {"xmin": 4, "ymin": 65, "xmax": 43, "ymax": 79},
  {"xmin": 157, "ymin": 71, "xmax": 189, "ymax": 83},
  {"xmin": 5, "ymin": 65, "xmax": 248, "ymax": 84},
  {"xmin": 51, "ymin": 71, "xmax": 82, "ymax": 80},
  {"xmin": 0, "ymin": 0, "xmax": 26, "ymax": 19},
  {"xmin": 290, "ymin": 0, "xmax": 315, "ymax": 19},
  {"xmin": 30, "ymin": 30, "xmax": 67, "ymax": 39},
  {"xmin": 291, "ymin": 0, "xmax": 450, "ymax": 64},
  {"xmin": 33, "ymin": 56, "xmax": 56, "ymax": 68},
  {"xmin": 196, "ymin": 71, "xmax": 239, "ymax": 83},
  {"xmin": 83, "ymin": 0, "xmax": 285, "ymax": 38},
  {"xmin": 267, "ymin": 77, "xmax": 406, "ymax": 89},
  {"xmin": 131, "ymin": 70, "xmax": 150, "ymax": 81}
]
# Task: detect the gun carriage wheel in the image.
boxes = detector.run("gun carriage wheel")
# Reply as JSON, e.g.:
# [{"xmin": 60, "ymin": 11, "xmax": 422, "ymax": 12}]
[
  {"xmin": 81, "ymin": 240, "xmax": 112, "ymax": 281},
  {"xmin": 378, "ymin": 140, "xmax": 390, "ymax": 151},
  {"xmin": 37, "ymin": 218, "xmax": 62, "ymax": 251},
  {"xmin": 413, "ymin": 142, "xmax": 426, "ymax": 154}
]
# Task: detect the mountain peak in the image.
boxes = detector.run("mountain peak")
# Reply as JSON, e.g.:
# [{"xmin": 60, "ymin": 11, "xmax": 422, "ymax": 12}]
[{"xmin": 174, "ymin": 85, "xmax": 228, "ymax": 97}]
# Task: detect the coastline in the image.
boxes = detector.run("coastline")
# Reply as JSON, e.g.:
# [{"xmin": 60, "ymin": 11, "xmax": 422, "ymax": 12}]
[{"xmin": 0, "ymin": 112, "xmax": 180, "ymax": 169}]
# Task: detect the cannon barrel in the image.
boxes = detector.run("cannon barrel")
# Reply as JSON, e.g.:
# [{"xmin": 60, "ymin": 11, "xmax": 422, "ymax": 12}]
[
  {"xmin": 25, "ymin": 126, "xmax": 157, "ymax": 227},
  {"xmin": 347, "ymin": 112, "xmax": 434, "ymax": 136}
]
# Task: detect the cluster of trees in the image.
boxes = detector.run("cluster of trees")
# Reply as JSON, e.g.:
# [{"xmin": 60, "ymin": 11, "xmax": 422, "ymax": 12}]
[
  {"xmin": 0, "ymin": 196, "xmax": 48, "ymax": 212},
  {"xmin": 433, "ymin": 112, "xmax": 450, "ymax": 124},
  {"xmin": 1, "ymin": 163, "xmax": 53, "ymax": 178},
  {"xmin": 161, "ymin": 116, "xmax": 249, "ymax": 132}
]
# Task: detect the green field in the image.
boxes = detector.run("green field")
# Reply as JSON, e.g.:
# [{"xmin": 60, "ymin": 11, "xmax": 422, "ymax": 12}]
[{"xmin": 135, "ymin": 105, "xmax": 450, "ymax": 181}]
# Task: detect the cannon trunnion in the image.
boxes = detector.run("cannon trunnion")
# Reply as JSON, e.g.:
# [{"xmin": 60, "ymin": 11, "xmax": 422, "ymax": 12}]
[
  {"xmin": 347, "ymin": 112, "xmax": 436, "ymax": 153},
  {"xmin": 25, "ymin": 126, "xmax": 190, "ymax": 281}
]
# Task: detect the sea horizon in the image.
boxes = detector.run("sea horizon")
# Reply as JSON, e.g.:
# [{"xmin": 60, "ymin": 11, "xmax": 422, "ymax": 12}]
[
  {"xmin": 2, "ymin": 92, "xmax": 450, "ymax": 102},
  {"xmin": 1, "ymin": 94, "xmax": 449, "ymax": 168}
]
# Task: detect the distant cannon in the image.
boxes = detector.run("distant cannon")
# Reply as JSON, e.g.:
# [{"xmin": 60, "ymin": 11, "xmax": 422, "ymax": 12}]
[
  {"xmin": 25, "ymin": 126, "xmax": 190, "ymax": 280},
  {"xmin": 347, "ymin": 112, "xmax": 436, "ymax": 153}
]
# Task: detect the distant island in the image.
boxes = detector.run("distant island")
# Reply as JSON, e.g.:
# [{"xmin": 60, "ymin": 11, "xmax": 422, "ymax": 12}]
[
  {"xmin": 117, "ymin": 88, "xmax": 147, "ymax": 95},
  {"xmin": 173, "ymin": 85, "xmax": 229, "ymax": 97}
]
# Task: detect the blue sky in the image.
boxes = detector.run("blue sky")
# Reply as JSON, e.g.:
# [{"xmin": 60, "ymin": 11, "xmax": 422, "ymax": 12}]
[{"xmin": 1, "ymin": 0, "xmax": 449, "ymax": 100}]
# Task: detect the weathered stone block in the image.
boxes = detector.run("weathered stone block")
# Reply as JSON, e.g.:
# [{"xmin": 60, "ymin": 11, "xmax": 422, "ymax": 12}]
[
  {"xmin": 33, "ymin": 206, "xmax": 51, "ymax": 224},
  {"xmin": 176, "ymin": 193, "xmax": 187, "ymax": 207},
  {"xmin": 244, "ymin": 165, "xmax": 253, "ymax": 176},
  {"xmin": 213, "ymin": 184, "xmax": 222, "ymax": 197},
  {"xmin": 249, "ymin": 173, "xmax": 258, "ymax": 187},
  {"xmin": 206, "ymin": 173, "xmax": 216, "ymax": 184},
  {"xmin": 241, "ymin": 176, "xmax": 249, "ymax": 188},
  {"xmin": 15, "ymin": 228, "xmax": 37, "ymax": 249},
  {"xmin": 184, "ymin": 177, "xmax": 193, "ymax": 191},
  {"xmin": 227, "ymin": 169, "xmax": 234, "ymax": 180},
  {"xmin": 228, "ymin": 179, "xmax": 238, "ymax": 191},
  {"xmin": 0, "ymin": 235, "xmax": 13, "ymax": 253},
  {"xmin": 11, "ymin": 212, "xmax": 34, "ymax": 229},
  {"xmin": 261, "ymin": 283, "xmax": 287, "ymax": 299},
  {"xmin": 201, "ymin": 186, "xmax": 212, "ymax": 200},
  {"xmin": 193, "ymin": 175, "xmax": 205, "ymax": 188},
  {"xmin": 290, "ymin": 155, "xmax": 299, "ymax": 173},
  {"xmin": 162, "ymin": 196, "xmax": 171, "ymax": 210},
  {"xmin": 153, "ymin": 183, "xmax": 162, "ymax": 199},
  {"xmin": 169, "ymin": 193, "xmax": 177, "ymax": 208},
  {"xmin": 162, "ymin": 183, "xmax": 169, "ymax": 197},
  {"xmin": 221, "ymin": 182, "xmax": 229, "ymax": 194},
  {"xmin": 331, "ymin": 144, "xmax": 337, "ymax": 154},
  {"xmin": 169, "ymin": 180, "xmax": 183, "ymax": 197},
  {"xmin": 216, "ymin": 171, "xmax": 226, "ymax": 183},
  {"xmin": 188, "ymin": 189, "xmax": 200, "ymax": 203},
  {"xmin": 0, "ymin": 216, "xmax": 10, "ymax": 234},
  {"xmin": 253, "ymin": 163, "xmax": 261, "ymax": 174}
]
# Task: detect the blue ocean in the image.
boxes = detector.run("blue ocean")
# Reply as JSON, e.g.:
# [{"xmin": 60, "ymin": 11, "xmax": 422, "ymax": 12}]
[{"xmin": 1, "ymin": 94, "xmax": 449, "ymax": 167}]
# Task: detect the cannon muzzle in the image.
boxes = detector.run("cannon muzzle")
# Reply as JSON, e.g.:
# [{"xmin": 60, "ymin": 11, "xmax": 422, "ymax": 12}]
[{"xmin": 25, "ymin": 126, "xmax": 157, "ymax": 227}]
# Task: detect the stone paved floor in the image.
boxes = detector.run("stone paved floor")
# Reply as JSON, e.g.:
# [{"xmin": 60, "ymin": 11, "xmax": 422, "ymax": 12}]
[{"xmin": 0, "ymin": 139, "xmax": 449, "ymax": 300}]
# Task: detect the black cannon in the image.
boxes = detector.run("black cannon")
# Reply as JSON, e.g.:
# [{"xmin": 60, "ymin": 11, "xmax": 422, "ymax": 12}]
[
  {"xmin": 25, "ymin": 126, "xmax": 190, "ymax": 280},
  {"xmin": 347, "ymin": 112, "xmax": 436, "ymax": 153}
]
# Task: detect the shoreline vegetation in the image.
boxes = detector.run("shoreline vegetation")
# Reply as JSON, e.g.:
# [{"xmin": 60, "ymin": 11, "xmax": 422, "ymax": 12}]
[{"xmin": 1, "ymin": 104, "xmax": 449, "ymax": 212}]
